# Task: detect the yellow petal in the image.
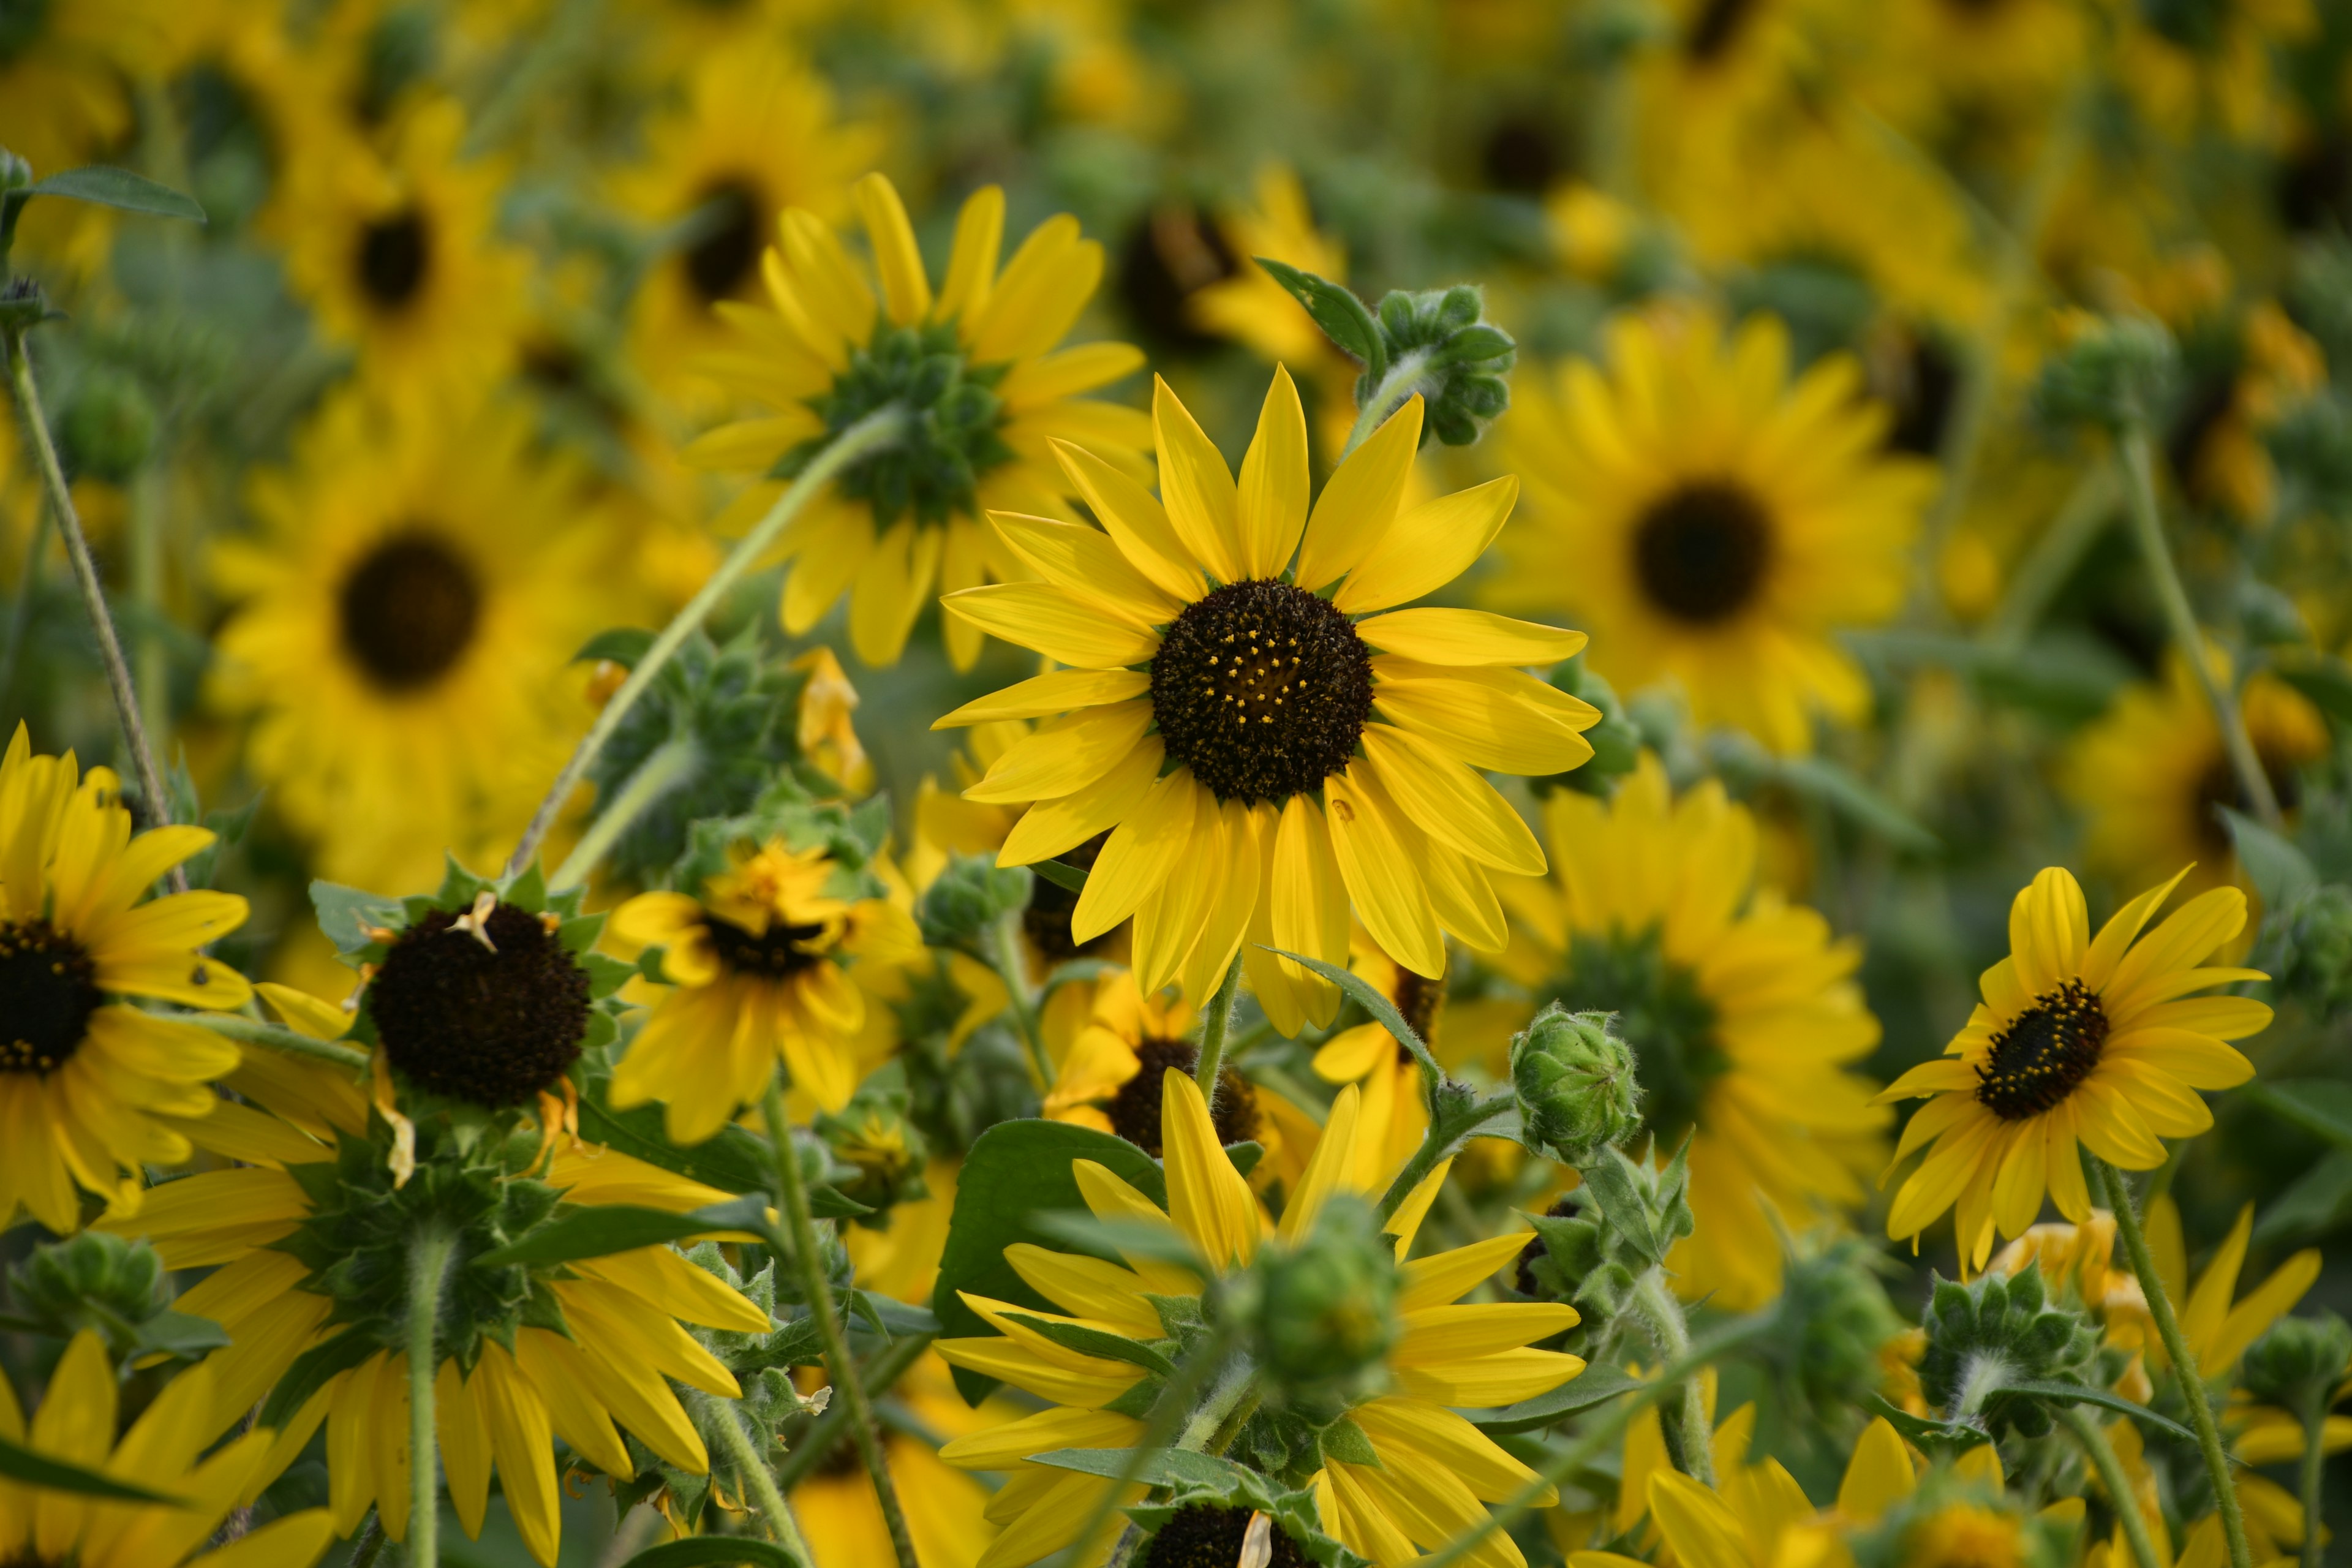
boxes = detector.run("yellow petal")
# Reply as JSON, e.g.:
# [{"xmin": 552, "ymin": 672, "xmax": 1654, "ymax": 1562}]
[
  {"xmin": 1072, "ymin": 768, "xmax": 1199, "ymax": 943},
  {"xmin": 1357, "ymin": 725, "xmax": 1545, "ymax": 875},
  {"xmin": 1838, "ymin": 1417, "xmax": 1917, "ymax": 1522},
  {"xmin": 855, "ymin": 173, "xmax": 933, "ymax": 325},
  {"xmin": 937, "ymin": 184, "xmax": 1005, "ymax": 325},
  {"xmin": 1152, "ymin": 376, "xmax": 1242, "ymax": 582},
  {"xmin": 934, "ymin": 669, "xmax": 1155, "ymax": 728},
  {"xmin": 965, "ymin": 702, "xmax": 1156, "ymax": 805},
  {"xmin": 1296, "ymin": 397, "xmax": 1422, "ymax": 592},
  {"xmin": 1335, "ymin": 476, "xmax": 1518, "ymax": 614},
  {"xmin": 1050, "ymin": 437, "xmax": 1206, "ymax": 603},
  {"xmin": 1161, "ymin": 1069, "xmax": 1264, "ymax": 1270},
  {"xmin": 987, "ymin": 511, "xmax": 1183, "ymax": 627},
  {"xmin": 1235, "ymin": 365, "xmax": 1310, "ymax": 578},
  {"xmin": 1357, "ymin": 608, "xmax": 1588, "ymax": 667},
  {"xmin": 1324, "ymin": 767, "xmax": 1444, "ymax": 978},
  {"xmin": 941, "ymin": 582, "xmax": 1161, "ymax": 668}
]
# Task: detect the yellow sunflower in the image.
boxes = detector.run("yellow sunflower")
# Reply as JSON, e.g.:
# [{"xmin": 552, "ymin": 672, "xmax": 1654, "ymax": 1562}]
[
  {"xmin": 0, "ymin": 0, "xmax": 173, "ymax": 273},
  {"xmin": 1, "ymin": 1330, "xmax": 337, "ymax": 1568},
  {"xmin": 0, "ymin": 726, "xmax": 252, "ymax": 1233},
  {"xmin": 937, "ymin": 368, "xmax": 1596, "ymax": 1028},
  {"xmin": 1185, "ymin": 165, "xmax": 1360, "ymax": 456},
  {"xmin": 1881, "ymin": 865, "xmax": 2272, "ymax": 1270},
  {"xmin": 1499, "ymin": 307, "xmax": 1936, "ymax": 754},
  {"xmin": 108, "ymin": 1045, "xmax": 772, "ymax": 1568},
  {"xmin": 270, "ymin": 96, "xmax": 529, "ymax": 404},
  {"xmin": 609, "ymin": 836, "xmax": 924, "ymax": 1140},
  {"xmin": 1310, "ymin": 928, "xmax": 1448, "ymax": 1183},
  {"xmin": 936, "ymin": 1072, "xmax": 1583, "ymax": 1568},
  {"xmin": 1491, "ymin": 753, "xmax": 1888, "ymax": 1308},
  {"xmin": 611, "ymin": 42, "xmax": 878, "ymax": 409},
  {"xmin": 209, "ymin": 384, "xmax": 625, "ymax": 891},
  {"xmin": 792, "ymin": 1354, "xmax": 1005, "ymax": 1568},
  {"xmin": 2066, "ymin": 654, "xmax": 2328, "ymax": 902},
  {"xmin": 686, "ymin": 173, "xmax": 1151, "ymax": 669},
  {"xmin": 2116, "ymin": 0, "xmax": 2315, "ymax": 146}
]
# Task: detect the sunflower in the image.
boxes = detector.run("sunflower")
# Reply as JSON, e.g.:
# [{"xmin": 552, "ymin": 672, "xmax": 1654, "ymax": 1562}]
[
  {"xmin": 1594, "ymin": 1412, "xmax": 1916, "ymax": 1568},
  {"xmin": 685, "ymin": 173, "xmax": 1151, "ymax": 669},
  {"xmin": 937, "ymin": 368, "xmax": 1596, "ymax": 1028},
  {"xmin": 2066, "ymin": 655, "xmax": 2328, "ymax": 905},
  {"xmin": 791, "ymin": 1355, "xmax": 1005, "ymax": 1568},
  {"xmin": 1491, "ymin": 754, "xmax": 1888, "ymax": 1308},
  {"xmin": 0, "ymin": 727, "xmax": 254, "ymax": 1233},
  {"xmin": 609, "ymin": 834, "xmax": 924, "ymax": 1141},
  {"xmin": 1498, "ymin": 307, "xmax": 1935, "ymax": 754},
  {"xmin": 935, "ymin": 1072, "xmax": 1583, "ymax": 1568},
  {"xmin": 0, "ymin": 1330, "xmax": 337, "ymax": 1568},
  {"xmin": 270, "ymin": 95, "xmax": 529, "ymax": 404},
  {"xmin": 1310, "ymin": 928, "xmax": 1449, "ymax": 1183},
  {"xmin": 108, "ymin": 1041, "xmax": 773, "ymax": 1568},
  {"xmin": 0, "ymin": 0, "xmax": 172, "ymax": 272},
  {"xmin": 1039, "ymin": 968, "xmax": 1268, "ymax": 1150},
  {"xmin": 1880, "ymin": 865, "xmax": 2272, "ymax": 1271},
  {"xmin": 209, "ymin": 384, "xmax": 625, "ymax": 891},
  {"xmin": 611, "ymin": 42, "xmax": 878, "ymax": 409},
  {"xmin": 1185, "ymin": 166, "xmax": 1360, "ymax": 456}
]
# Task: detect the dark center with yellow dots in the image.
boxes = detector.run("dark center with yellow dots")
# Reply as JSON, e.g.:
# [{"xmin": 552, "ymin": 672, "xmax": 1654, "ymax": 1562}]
[
  {"xmin": 0, "ymin": 920, "xmax": 100, "ymax": 1076},
  {"xmin": 704, "ymin": 913, "xmax": 833, "ymax": 981},
  {"xmin": 1139, "ymin": 1506, "xmax": 1311, "ymax": 1568},
  {"xmin": 355, "ymin": 206, "xmax": 432, "ymax": 311},
  {"xmin": 1976, "ymin": 979, "xmax": 2108, "ymax": 1120},
  {"xmin": 1632, "ymin": 480, "xmax": 1774, "ymax": 625},
  {"xmin": 1150, "ymin": 579, "xmax": 1372, "ymax": 804},
  {"xmin": 1107, "ymin": 1038, "xmax": 1260, "ymax": 1156},
  {"xmin": 369, "ymin": 903, "xmax": 592, "ymax": 1107},
  {"xmin": 339, "ymin": 531, "xmax": 482, "ymax": 693}
]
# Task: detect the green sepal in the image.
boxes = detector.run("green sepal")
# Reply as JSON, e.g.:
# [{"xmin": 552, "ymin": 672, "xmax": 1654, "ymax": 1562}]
[
  {"xmin": 471, "ymin": 1193, "xmax": 786, "ymax": 1268},
  {"xmin": 259, "ymin": 1326, "xmax": 381, "ymax": 1428},
  {"xmin": 998, "ymin": 1313, "xmax": 1179, "ymax": 1377},
  {"xmin": 1316, "ymin": 1417, "xmax": 1380, "ymax": 1468},
  {"xmin": 0, "ymin": 1432, "xmax": 186, "ymax": 1506}
]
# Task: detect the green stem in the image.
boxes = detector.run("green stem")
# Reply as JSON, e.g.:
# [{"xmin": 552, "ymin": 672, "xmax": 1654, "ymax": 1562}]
[
  {"xmin": 1632, "ymin": 1270, "xmax": 1713, "ymax": 1487},
  {"xmin": 505, "ymin": 406, "xmax": 905, "ymax": 878},
  {"xmin": 1420, "ymin": 1314, "xmax": 1773, "ymax": 1568},
  {"xmin": 0, "ymin": 499, "xmax": 46, "ymax": 709},
  {"xmin": 1374, "ymin": 1089, "xmax": 1515, "ymax": 1226},
  {"xmin": 176, "ymin": 1012, "xmax": 372, "ymax": 1071},
  {"xmin": 348, "ymin": 1513, "xmax": 387, "ymax": 1568},
  {"xmin": 4, "ymin": 331, "xmax": 181, "ymax": 885},
  {"xmin": 2116, "ymin": 425, "xmax": 2282, "ymax": 831},
  {"xmin": 1338, "ymin": 349, "xmax": 1431, "ymax": 461},
  {"xmin": 770, "ymin": 1330, "xmax": 936, "ymax": 1490},
  {"xmin": 549, "ymin": 734, "xmax": 698, "ymax": 892},
  {"xmin": 2092, "ymin": 1156, "xmax": 2253, "ymax": 1568},
  {"xmin": 1046, "ymin": 1328, "xmax": 1236, "ymax": 1568},
  {"xmin": 1194, "ymin": 957, "xmax": 1245, "ymax": 1113},
  {"xmin": 128, "ymin": 464, "xmax": 168, "ymax": 759},
  {"xmin": 1983, "ymin": 464, "xmax": 2119, "ymax": 652},
  {"xmin": 984, "ymin": 915, "xmax": 1054, "ymax": 1090},
  {"xmin": 762, "ymin": 1075, "xmax": 919, "ymax": 1568},
  {"xmin": 698, "ymin": 1386, "xmax": 812, "ymax": 1562},
  {"xmin": 405, "ymin": 1227, "xmax": 456, "ymax": 1568},
  {"xmin": 2300, "ymin": 1388, "xmax": 2328, "ymax": 1568},
  {"xmin": 2060, "ymin": 1403, "xmax": 2163, "ymax": 1568}
]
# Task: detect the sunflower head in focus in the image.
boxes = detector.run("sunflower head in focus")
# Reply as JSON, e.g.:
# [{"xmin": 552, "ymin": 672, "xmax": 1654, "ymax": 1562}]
[
  {"xmin": 1501, "ymin": 308, "xmax": 1934, "ymax": 754},
  {"xmin": 686, "ymin": 173, "xmax": 1152, "ymax": 668},
  {"xmin": 937, "ymin": 368, "xmax": 1597, "ymax": 1028},
  {"xmin": 1881, "ymin": 865, "xmax": 2271, "ymax": 1271},
  {"xmin": 612, "ymin": 43, "xmax": 878, "ymax": 406},
  {"xmin": 936, "ymin": 1072, "xmax": 1583, "ymax": 1568},
  {"xmin": 0, "ymin": 727, "xmax": 253, "ymax": 1232},
  {"xmin": 209, "ymin": 385, "xmax": 627, "ymax": 891},
  {"xmin": 1491, "ymin": 754, "xmax": 1887, "ymax": 1308},
  {"xmin": 609, "ymin": 806, "xmax": 924, "ymax": 1141},
  {"xmin": 270, "ymin": 96, "xmax": 528, "ymax": 404}
]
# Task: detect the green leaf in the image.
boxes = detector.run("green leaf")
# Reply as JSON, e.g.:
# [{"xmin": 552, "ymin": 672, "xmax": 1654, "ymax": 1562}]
[
  {"xmin": 133, "ymin": 1309, "xmax": 232, "ymax": 1361},
  {"xmin": 575, "ymin": 1084, "xmax": 774, "ymax": 1194},
  {"xmin": 0, "ymin": 1432, "xmax": 185, "ymax": 1504},
  {"xmin": 1264, "ymin": 947, "xmax": 1441, "ymax": 1088},
  {"xmin": 2255, "ymin": 1147, "xmax": 2352, "ymax": 1246},
  {"xmin": 1000, "ymin": 1313, "xmax": 1178, "ymax": 1377},
  {"xmin": 309, "ymin": 879, "xmax": 405, "ymax": 957},
  {"xmin": 1999, "ymin": 1381, "xmax": 2199, "ymax": 1443},
  {"xmin": 2220, "ymin": 809, "xmax": 2320, "ymax": 910},
  {"xmin": 24, "ymin": 167, "xmax": 205, "ymax": 223},
  {"xmin": 1772, "ymin": 756, "xmax": 1939, "ymax": 856},
  {"xmin": 1030, "ymin": 1213, "xmax": 1204, "ymax": 1270},
  {"xmin": 932, "ymin": 1119, "xmax": 1170, "ymax": 1404},
  {"xmin": 1576, "ymin": 1147, "xmax": 1667, "ymax": 1267},
  {"xmin": 1471, "ymin": 1365, "xmax": 1645, "ymax": 1434},
  {"xmin": 1861, "ymin": 1394, "xmax": 1991, "ymax": 1455},
  {"xmin": 260, "ymin": 1327, "xmax": 380, "ymax": 1428},
  {"xmin": 1032, "ymin": 858, "xmax": 1089, "ymax": 894},
  {"xmin": 2248, "ymin": 1083, "xmax": 2352, "ymax": 1148},
  {"xmin": 618, "ymin": 1540, "xmax": 804, "ymax": 1568},
  {"xmin": 1030, "ymin": 1446, "xmax": 1259, "ymax": 1491},
  {"xmin": 472, "ymin": 1195, "xmax": 784, "ymax": 1268},
  {"xmin": 1254, "ymin": 258, "xmax": 1389, "ymax": 381},
  {"xmin": 575, "ymin": 627, "xmax": 658, "ymax": 669}
]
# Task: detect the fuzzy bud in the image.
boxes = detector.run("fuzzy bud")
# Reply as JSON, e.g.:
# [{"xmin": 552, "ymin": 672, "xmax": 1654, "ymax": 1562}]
[
  {"xmin": 1251, "ymin": 1196, "xmax": 1400, "ymax": 1413},
  {"xmin": 2030, "ymin": 314, "xmax": 2179, "ymax": 434},
  {"xmin": 7, "ymin": 1231, "xmax": 225, "ymax": 1363},
  {"xmin": 916, "ymin": 852, "xmax": 1033, "ymax": 949},
  {"xmin": 59, "ymin": 365, "xmax": 156, "ymax": 484},
  {"xmin": 2241, "ymin": 1312, "xmax": 2352, "ymax": 1414},
  {"xmin": 1510, "ymin": 1004, "xmax": 1642, "ymax": 1166},
  {"xmin": 1918, "ymin": 1263, "xmax": 2100, "ymax": 1438},
  {"xmin": 1373, "ymin": 284, "xmax": 1517, "ymax": 447}
]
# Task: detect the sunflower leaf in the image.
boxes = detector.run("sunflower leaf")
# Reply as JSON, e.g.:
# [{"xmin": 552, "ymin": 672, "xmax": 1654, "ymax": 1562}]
[
  {"xmin": 470, "ymin": 1194, "xmax": 786, "ymax": 1268},
  {"xmin": 1263, "ymin": 947, "xmax": 1442, "ymax": 1089},
  {"xmin": 1000, "ymin": 1313, "xmax": 1180, "ymax": 1376},
  {"xmin": 1032, "ymin": 857, "xmax": 1090, "ymax": 893},
  {"xmin": 1861, "ymin": 1394, "xmax": 1991, "ymax": 1455},
  {"xmin": 1030, "ymin": 1446, "xmax": 1259, "ymax": 1491},
  {"xmin": 1255, "ymin": 258, "xmax": 1388, "ymax": 381},
  {"xmin": 1031, "ymin": 1212, "xmax": 1205, "ymax": 1269},
  {"xmin": 0, "ymin": 1432, "xmax": 186, "ymax": 1505},
  {"xmin": 1471, "ymin": 1364, "xmax": 1646, "ymax": 1434},
  {"xmin": 2220, "ymin": 809, "xmax": 2320, "ymax": 911},
  {"xmin": 260, "ymin": 1325, "xmax": 382, "ymax": 1429},
  {"xmin": 1997, "ymin": 1381, "xmax": 2199, "ymax": 1443},
  {"xmin": 23, "ymin": 166, "xmax": 205, "ymax": 223}
]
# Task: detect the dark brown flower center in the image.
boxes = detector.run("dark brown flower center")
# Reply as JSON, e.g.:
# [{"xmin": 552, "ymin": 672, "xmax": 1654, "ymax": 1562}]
[
  {"xmin": 684, "ymin": 180, "xmax": 764, "ymax": 304},
  {"xmin": 1023, "ymin": 832, "xmax": 1110, "ymax": 963},
  {"xmin": 1106, "ymin": 1038, "xmax": 1260, "ymax": 1156},
  {"xmin": 704, "ymin": 913, "xmax": 833, "ymax": 980},
  {"xmin": 339, "ymin": 531, "xmax": 482, "ymax": 694},
  {"xmin": 356, "ymin": 206, "xmax": 432, "ymax": 311},
  {"xmin": 1150, "ymin": 579, "xmax": 1373, "ymax": 805},
  {"xmin": 1140, "ymin": 1506, "xmax": 1311, "ymax": 1568},
  {"xmin": 1392, "ymin": 967, "xmax": 1445, "ymax": 1056},
  {"xmin": 1632, "ymin": 481, "xmax": 1774, "ymax": 625},
  {"xmin": 1686, "ymin": 0, "xmax": 1762, "ymax": 61},
  {"xmin": 368, "ymin": 903, "xmax": 592, "ymax": 1107},
  {"xmin": 1975, "ymin": 979, "xmax": 2108, "ymax": 1121},
  {"xmin": 0, "ymin": 920, "xmax": 99, "ymax": 1077}
]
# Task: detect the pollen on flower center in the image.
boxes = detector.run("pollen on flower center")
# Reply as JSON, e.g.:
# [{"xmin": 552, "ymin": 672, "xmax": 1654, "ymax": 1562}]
[
  {"xmin": 339, "ymin": 531, "xmax": 482, "ymax": 693},
  {"xmin": 1140, "ymin": 1506, "xmax": 1311, "ymax": 1568},
  {"xmin": 1975, "ymin": 978, "xmax": 2109, "ymax": 1121},
  {"xmin": 704, "ymin": 913, "xmax": 836, "ymax": 979},
  {"xmin": 369, "ymin": 903, "xmax": 593, "ymax": 1107},
  {"xmin": 683, "ymin": 179, "xmax": 762, "ymax": 303},
  {"xmin": 355, "ymin": 206, "xmax": 432, "ymax": 310},
  {"xmin": 0, "ymin": 920, "xmax": 99, "ymax": 1076},
  {"xmin": 1632, "ymin": 481, "xmax": 1774, "ymax": 625},
  {"xmin": 1107, "ymin": 1038, "xmax": 1259, "ymax": 1156},
  {"xmin": 1150, "ymin": 579, "xmax": 1373, "ymax": 805}
]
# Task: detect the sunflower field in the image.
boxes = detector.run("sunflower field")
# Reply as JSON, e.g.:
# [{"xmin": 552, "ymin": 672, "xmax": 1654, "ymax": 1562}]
[{"xmin": 12, "ymin": 2, "xmax": 2352, "ymax": 1568}]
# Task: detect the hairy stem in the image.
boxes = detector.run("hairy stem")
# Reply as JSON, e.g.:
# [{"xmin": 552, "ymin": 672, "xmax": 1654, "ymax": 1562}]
[
  {"xmin": 2060, "ymin": 1404, "xmax": 2163, "ymax": 1568},
  {"xmin": 763, "ymin": 1075, "xmax": 919, "ymax": 1568},
  {"xmin": 506, "ymin": 405, "xmax": 906, "ymax": 877},
  {"xmin": 1049, "ymin": 1327, "xmax": 1235, "ymax": 1568},
  {"xmin": 771, "ymin": 1330, "xmax": 937, "ymax": 1490},
  {"xmin": 405, "ymin": 1227, "xmax": 457, "ymax": 1568},
  {"xmin": 698, "ymin": 1386, "xmax": 812, "ymax": 1561},
  {"xmin": 5, "ymin": 332, "xmax": 181, "ymax": 885},
  {"xmin": 178, "ymin": 1012, "xmax": 371, "ymax": 1071},
  {"xmin": 2093, "ymin": 1156, "xmax": 2252, "ymax": 1568},
  {"xmin": 1194, "ymin": 957, "xmax": 1245, "ymax": 1113},
  {"xmin": 549, "ymin": 734, "xmax": 698, "ymax": 891},
  {"xmin": 1338, "ymin": 349, "xmax": 1431, "ymax": 461},
  {"xmin": 1632, "ymin": 1269, "xmax": 1713, "ymax": 1487},
  {"xmin": 2117, "ymin": 425, "xmax": 2282, "ymax": 830},
  {"xmin": 2301, "ymin": 1387, "xmax": 2328, "ymax": 1568},
  {"xmin": 984, "ymin": 914, "xmax": 1054, "ymax": 1090},
  {"xmin": 1375, "ymin": 1089, "xmax": 1515, "ymax": 1225}
]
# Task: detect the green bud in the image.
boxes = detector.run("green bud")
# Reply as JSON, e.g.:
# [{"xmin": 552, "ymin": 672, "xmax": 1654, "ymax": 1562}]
[
  {"xmin": 2030, "ymin": 314, "xmax": 2179, "ymax": 434},
  {"xmin": 1510, "ymin": 1003, "xmax": 1642, "ymax": 1166},
  {"xmin": 0, "ymin": 149, "xmax": 29, "ymax": 195},
  {"xmin": 1251, "ymin": 1195, "xmax": 1400, "ymax": 1414},
  {"xmin": 1763, "ymin": 1234, "xmax": 1905, "ymax": 1419},
  {"xmin": 816, "ymin": 1077, "xmax": 931, "ymax": 1225},
  {"xmin": 916, "ymin": 851, "xmax": 1033, "ymax": 949},
  {"xmin": 59, "ymin": 364, "xmax": 157, "ymax": 484},
  {"xmin": 1371, "ymin": 284, "xmax": 1518, "ymax": 448},
  {"xmin": 2241, "ymin": 1311, "xmax": 2352, "ymax": 1413},
  {"xmin": 1918, "ymin": 1262, "xmax": 2100, "ymax": 1439},
  {"xmin": 7, "ymin": 1231, "xmax": 227, "ymax": 1364},
  {"xmin": 1547, "ymin": 657, "xmax": 1638, "ymax": 790},
  {"xmin": 2278, "ymin": 884, "xmax": 2352, "ymax": 1017}
]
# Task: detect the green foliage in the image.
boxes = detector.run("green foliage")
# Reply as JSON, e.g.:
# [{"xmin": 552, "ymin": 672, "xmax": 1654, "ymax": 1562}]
[
  {"xmin": 1509, "ymin": 1003, "xmax": 1643, "ymax": 1167},
  {"xmin": 3, "ymin": 1232, "xmax": 227, "ymax": 1366},
  {"xmin": 2030, "ymin": 315, "xmax": 2180, "ymax": 434},
  {"xmin": 915, "ymin": 851, "xmax": 1033, "ymax": 949},
  {"xmin": 777, "ymin": 319, "xmax": 1012, "ymax": 527},
  {"xmin": 1917, "ymin": 1263, "xmax": 2102, "ymax": 1439},
  {"xmin": 1246, "ymin": 1196, "xmax": 1400, "ymax": 1418}
]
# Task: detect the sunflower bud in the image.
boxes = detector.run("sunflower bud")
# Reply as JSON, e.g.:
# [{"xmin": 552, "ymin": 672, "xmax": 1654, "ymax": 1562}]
[
  {"xmin": 2275, "ymin": 883, "xmax": 2352, "ymax": 1017},
  {"xmin": 2241, "ymin": 1311, "xmax": 2352, "ymax": 1414},
  {"xmin": 1762, "ymin": 1233, "xmax": 1905, "ymax": 1419},
  {"xmin": 10, "ymin": 1232, "xmax": 227, "ymax": 1365},
  {"xmin": 58, "ymin": 364, "xmax": 157, "ymax": 484},
  {"xmin": 1918, "ymin": 1262, "xmax": 2100, "ymax": 1438},
  {"xmin": 816, "ymin": 1077, "xmax": 930, "ymax": 1223},
  {"xmin": 1251, "ymin": 1196, "xmax": 1400, "ymax": 1412},
  {"xmin": 1510, "ymin": 1004, "xmax": 1642, "ymax": 1167},
  {"xmin": 1374, "ymin": 284, "xmax": 1517, "ymax": 447},
  {"xmin": 2030, "ymin": 314, "xmax": 2179, "ymax": 434},
  {"xmin": 916, "ymin": 852, "xmax": 1033, "ymax": 949}
]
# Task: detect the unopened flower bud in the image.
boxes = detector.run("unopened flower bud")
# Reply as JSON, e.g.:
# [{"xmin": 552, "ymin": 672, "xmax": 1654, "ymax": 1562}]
[
  {"xmin": 916, "ymin": 852, "xmax": 1033, "ymax": 949},
  {"xmin": 2030, "ymin": 313, "xmax": 2179, "ymax": 434},
  {"xmin": 2242, "ymin": 1312, "xmax": 2352, "ymax": 1413},
  {"xmin": 1510, "ymin": 1004, "xmax": 1642, "ymax": 1166},
  {"xmin": 1918, "ymin": 1262, "xmax": 2100, "ymax": 1438},
  {"xmin": 1253, "ymin": 1196, "xmax": 1399, "ymax": 1411},
  {"xmin": 1373, "ymin": 284, "xmax": 1517, "ymax": 447},
  {"xmin": 60, "ymin": 365, "xmax": 157, "ymax": 484}
]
